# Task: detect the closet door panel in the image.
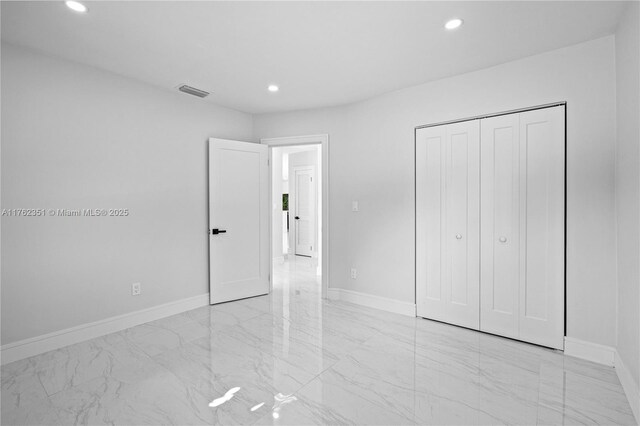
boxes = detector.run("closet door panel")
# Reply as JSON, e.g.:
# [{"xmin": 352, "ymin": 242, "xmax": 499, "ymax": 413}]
[
  {"xmin": 416, "ymin": 126, "xmax": 447, "ymax": 321},
  {"xmin": 445, "ymin": 121, "xmax": 480, "ymax": 329},
  {"xmin": 519, "ymin": 106, "xmax": 565, "ymax": 349},
  {"xmin": 480, "ymin": 114, "xmax": 521, "ymax": 339},
  {"xmin": 416, "ymin": 121, "xmax": 480, "ymax": 330}
]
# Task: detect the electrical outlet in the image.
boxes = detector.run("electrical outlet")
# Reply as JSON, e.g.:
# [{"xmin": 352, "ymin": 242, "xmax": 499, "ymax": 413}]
[
  {"xmin": 131, "ymin": 282, "xmax": 141, "ymax": 296},
  {"xmin": 352, "ymin": 201, "xmax": 359, "ymax": 212},
  {"xmin": 350, "ymin": 268, "xmax": 357, "ymax": 279}
]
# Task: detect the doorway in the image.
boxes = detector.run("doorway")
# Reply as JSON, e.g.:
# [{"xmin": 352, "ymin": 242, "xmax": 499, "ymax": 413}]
[{"xmin": 261, "ymin": 135, "xmax": 329, "ymax": 299}]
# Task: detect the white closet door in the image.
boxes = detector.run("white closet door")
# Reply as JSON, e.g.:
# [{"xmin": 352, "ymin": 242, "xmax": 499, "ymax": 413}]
[
  {"xmin": 480, "ymin": 106, "xmax": 565, "ymax": 349},
  {"xmin": 480, "ymin": 113, "xmax": 522, "ymax": 339},
  {"xmin": 518, "ymin": 106, "xmax": 565, "ymax": 349},
  {"xmin": 416, "ymin": 120, "xmax": 480, "ymax": 329}
]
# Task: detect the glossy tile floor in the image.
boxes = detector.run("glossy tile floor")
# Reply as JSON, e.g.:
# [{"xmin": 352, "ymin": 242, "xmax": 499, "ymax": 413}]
[{"xmin": 2, "ymin": 256, "xmax": 637, "ymax": 425}]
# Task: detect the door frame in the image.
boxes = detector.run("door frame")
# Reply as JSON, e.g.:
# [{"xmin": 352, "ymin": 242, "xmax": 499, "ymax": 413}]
[
  {"xmin": 261, "ymin": 134, "xmax": 329, "ymax": 299},
  {"xmin": 291, "ymin": 165, "xmax": 317, "ymax": 258}
]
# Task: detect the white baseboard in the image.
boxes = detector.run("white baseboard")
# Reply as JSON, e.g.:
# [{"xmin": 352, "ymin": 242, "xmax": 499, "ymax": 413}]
[
  {"xmin": 0, "ymin": 294, "xmax": 209, "ymax": 365},
  {"xmin": 615, "ymin": 350, "xmax": 640, "ymax": 423},
  {"xmin": 327, "ymin": 288, "xmax": 416, "ymax": 317},
  {"xmin": 564, "ymin": 337, "xmax": 615, "ymax": 366}
]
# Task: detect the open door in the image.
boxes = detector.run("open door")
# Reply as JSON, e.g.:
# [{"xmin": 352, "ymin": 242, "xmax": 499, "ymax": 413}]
[{"xmin": 209, "ymin": 138, "xmax": 269, "ymax": 304}]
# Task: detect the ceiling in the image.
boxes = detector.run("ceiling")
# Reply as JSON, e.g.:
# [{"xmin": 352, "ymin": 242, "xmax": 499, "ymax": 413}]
[{"xmin": 1, "ymin": 1, "xmax": 629, "ymax": 114}]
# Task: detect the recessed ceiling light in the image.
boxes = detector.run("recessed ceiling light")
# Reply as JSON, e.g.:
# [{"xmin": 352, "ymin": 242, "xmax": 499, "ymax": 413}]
[
  {"xmin": 445, "ymin": 18, "xmax": 463, "ymax": 30},
  {"xmin": 65, "ymin": 1, "xmax": 88, "ymax": 13},
  {"xmin": 268, "ymin": 85, "xmax": 279, "ymax": 93}
]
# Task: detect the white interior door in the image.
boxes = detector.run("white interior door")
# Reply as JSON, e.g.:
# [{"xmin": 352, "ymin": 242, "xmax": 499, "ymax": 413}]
[
  {"xmin": 209, "ymin": 138, "xmax": 269, "ymax": 304},
  {"xmin": 416, "ymin": 120, "xmax": 480, "ymax": 330},
  {"xmin": 293, "ymin": 166, "xmax": 316, "ymax": 257}
]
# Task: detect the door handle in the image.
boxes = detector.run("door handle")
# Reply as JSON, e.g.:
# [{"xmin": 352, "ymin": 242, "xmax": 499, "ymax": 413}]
[
  {"xmin": 295, "ymin": 216, "xmax": 300, "ymax": 220},
  {"xmin": 211, "ymin": 229, "xmax": 227, "ymax": 235}
]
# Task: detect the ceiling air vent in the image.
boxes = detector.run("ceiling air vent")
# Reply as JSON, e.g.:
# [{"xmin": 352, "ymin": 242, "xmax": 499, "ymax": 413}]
[{"xmin": 177, "ymin": 84, "xmax": 209, "ymax": 98}]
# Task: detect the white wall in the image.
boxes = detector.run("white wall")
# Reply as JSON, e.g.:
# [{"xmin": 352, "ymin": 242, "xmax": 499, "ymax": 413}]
[
  {"xmin": 254, "ymin": 36, "xmax": 619, "ymax": 347},
  {"xmin": 0, "ymin": 43, "xmax": 253, "ymax": 345},
  {"xmin": 615, "ymin": 1, "xmax": 640, "ymax": 393}
]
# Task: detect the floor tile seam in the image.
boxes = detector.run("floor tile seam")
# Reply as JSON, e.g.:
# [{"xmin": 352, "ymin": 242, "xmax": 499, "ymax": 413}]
[
  {"xmin": 25, "ymin": 341, "xmax": 126, "ymax": 398},
  {"xmin": 121, "ymin": 323, "xmax": 160, "ymax": 339},
  {"xmin": 246, "ymin": 359, "xmax": 336, "ymax": 426},
  {"xmin": 310, "ymin": 359, "xmax": 422, "ymax": 425},
  {"xmin": 1, "ymin": 371, "xmax": 53, "ymax": 417},
  {"xmin": 154, "ymin": 317, "xmax": 207, "ymax": 333},
  {"xmin": 120, "ymin": 321, "xmax": 211, "ymax": 358},
  {"xmin": 534, "ymin": 360, "xmax": 544, "ymax": 425},
  {"xmin": 11, "ymin": 398, "xmax": 67, "ymax": 426},
  {"xmin": 232, "ymin": 309, "xmax": 274, "ymax": 326},
  {"xmin": 136, "ymin": 321, "xmax": 203, "ymax": 341},
  {"xmin": 563, "ymin": 369, "xmax": 629, "ymax": 392},
  {"xmin": 117, "ymin": 331, "xmax": 168, "ymax": 360},
  {"xmin": 36, "ymin": 356, "xmax": 93, "ymax": 398},
  {"xmin": 25, "ymin": 343, "xmax": 112, "ymax": 374},
  {"xmin": 415, "ymin": 389, "xmax": 510, "ymax": 425},
  {"xmin": 271, "ymin": 313, "xmax": 350, "ymax": 342},
  {"xmin": 537, "ymin": 367, "xmax": 630, "ymax": 396},
  {"xmin": 1, "ymin": 364, "xmax": 40, "ymax": 384},
  {"xmin": 38, "ymin": 367, "xmax": 102, "ymax": 400},
  {"xmin": 176, "ymin": 331, "xmax": 329, "ymax": 426},
  {"xmin": 144, "ymin": 353, "xmax": 198, "ymax": 399},
  {"xmin": 209, "ymin": 324, "xmax": 318, "ymax": 371},
  {"xmin": 219, "ymin": 320, "xmax": 344, "ymax": 389},
  {"xmin": 229, "ymin": 326, "xmax": 340, "ymax": 373},
  {"xmin": 237, "ymin": 311, "xmax": 310, "ymax": 334},
  {"xmin": 45, "ymin": 376, "xmax": 115, "ymax": 425},
  {"xmin": 536, "ymin": 397, "xmax": 627, "ymax": 425},
  {"xmin": 37, "ymin": 345, "xmax": 140, "ymax": 399}
]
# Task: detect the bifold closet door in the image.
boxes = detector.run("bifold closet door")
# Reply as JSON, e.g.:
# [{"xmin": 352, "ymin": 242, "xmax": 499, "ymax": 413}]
[
  {"xmin": 480, "ymin": 106, "xmax": 565, "ymax": 349},
  {"xmin": 479, "ymin": 113, "xmax": 521, "ymax": 340},
  {"xmin": 416, "ymin": 120, "xmax": 480, "ymax": 330}
]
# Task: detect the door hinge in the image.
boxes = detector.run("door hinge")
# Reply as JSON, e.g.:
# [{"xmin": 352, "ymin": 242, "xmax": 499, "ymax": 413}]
[
  {"xmin": 310, "ymin": 177, "xmax": 312, "ymax": 182},
  {"xmin": 267, "ymin": 159, "xmax": 270, "ymax": 166},
  {"xmin": 268, "ymin": 273, "xmax": 271, "ymax": 281}
]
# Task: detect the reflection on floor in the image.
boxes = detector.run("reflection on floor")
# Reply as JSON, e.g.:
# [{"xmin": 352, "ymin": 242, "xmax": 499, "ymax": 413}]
[{"xmin": 1, "ymin": 256, "xmax": 636, "ymax": 425}]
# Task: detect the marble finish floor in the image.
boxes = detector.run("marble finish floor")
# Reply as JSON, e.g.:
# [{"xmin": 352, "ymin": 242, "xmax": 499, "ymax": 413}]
[{"xmin": 2, "ymin": 256, "xmax": 637, "ymax": 425}]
